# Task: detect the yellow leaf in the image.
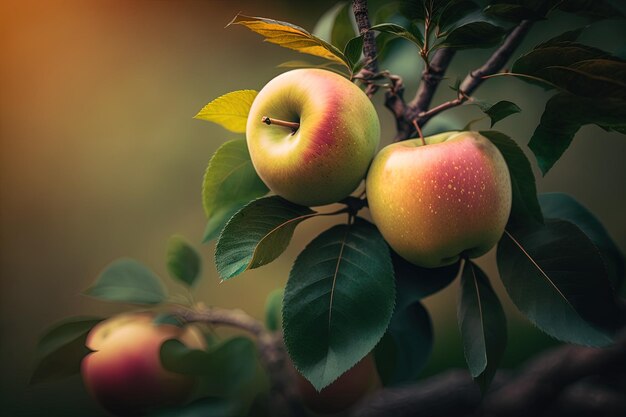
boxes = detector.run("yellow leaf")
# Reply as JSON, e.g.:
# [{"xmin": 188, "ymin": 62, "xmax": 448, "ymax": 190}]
[
  {"xmin": 194, "ymin": 90, "xmax": 258, "ymax": 133},
  {"xmin": 228, "ymin": 14, "xmax": 349, "ymax": 69}
]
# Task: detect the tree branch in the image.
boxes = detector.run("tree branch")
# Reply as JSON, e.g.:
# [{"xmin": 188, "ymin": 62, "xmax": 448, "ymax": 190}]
[
  {"xmin": 481, "ymin": 331, "xmax": 626, "ymax": 417},
  {"xmin": 384, "ymin": 74, "xmax": 409, "ymax": 135},
  {"xmin": 176, "ymin": 307, "xmax": 305, "ymax": 417},
  {"xmin": 410, "ymin": 48, "xmax": 457, "ymax": 113},
  {"xmin": 458, "ymin": 20, "xmax": 533, "ymax": 97},
  {"xmin": 393, "ymin": 19, "xmax": 533, "ymax": 141},
  {"xmin": 350, "ymin": 332, "xmax": 626, "ymax": 417},
  {"xmin": 174, "ymin": 305, "xmax": 626, "ymax": 417},
  {"xmin": 352, "ymin": 0, "xmax": 379, "ymax": 97}
]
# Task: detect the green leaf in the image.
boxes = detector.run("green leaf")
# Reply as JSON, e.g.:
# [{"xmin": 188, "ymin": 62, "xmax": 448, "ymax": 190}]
[
  {"xmin": 438, "ymin": 20, "xmax": 505, "ymax": 49},
  {"xmin": 264, "ymin": 288, "xmax": 284, "ymax": 332},
  {"xmin": 373, "ymin": 2, "xmax": 400, "ymax": 25},
  {"xmin": 558, "ymin": 0, "xmax": 625, "ymax": 20},
  {"xmin": 498, "ymin": 43, "xmax": 626, "ymax": 171},
  {"xmin": 344, "ymin": 35, "xmax": 364, "ymax": 69},
  {"xmin": 194, "ymin": 90, "xmax": 258, "ymax": 133},
  {"xmin": 528, "ymin": 93, "xmax": 626, "ymax": 174},
  {"xmin": 312, "ymin": 2, "xmax": 356, "ymax": 51},
  {"xmin": 369, "ymin": 23, "xmax": 424, "ymax": 48},
  {"xmin": 458, "ymin": 261, "xmax": 507, "ymax": 392},
  {"xmin": 313, "ymin": 2, "xmax": 347, "ymax": 42},
  {"xmin": 30, "ymin": 317, "xmax": 102, "ymax": 384},
  {"xmin": 513, "ymin": 42, "xmax": 608, "ymax": 77},
  {"xmin": 484, "ymin": 4, "xmax": 543, "ymax": 21},
  {"xmin": 374, "ymin": 32, "xmax": 403, "ymax": 63},
  {"xmin": 511, "ymin": 42, "xmax": 626, "ymax": 97},
  {"xmin": 228, "ymin": 14, "xmax": 350, "ymax": 69},
  {"xmin": 375, "ymin": 249, "xmax": 454, "ymax": 386},
  {"xmin": 544, "ymin": 59, "xmax": 626, "ymax": 98},
  {"xmin": 497, "ymin": 219, "xmax": 622, "ymax": 347},
  {"xmin": 471, "ymin": 100, "xmax": 521, "ymax": 127},
  {"xmin": 202, "ymin": 204, "xmax": 243, "ymax": 244},
  {"xmin": 161, "ymin": 336, "xmax": 257, "ymax": 396},
  {"xmin": 437, "ymin": 0, "xmax": 480, "ymax": 33},
  {"xmin": 202, "ymin": 138, "xmax": 269, "ymax": 231},
  {"xmin": 331, "ymin": 2, "xmax": 357, "ymax": 50},
  {"xmin": 283, "ymin": 218, "xmax": 395, "ymax": 391},
  {"xmin": 215, "ymin": 196, "xmax": 316, "ymax": 280},
  {"xmin": 375, "ymin": 301, "xmax": 433, "ymax": 386},
  {"xmin": 480, "ymin": 131, "xmax": 543, "ymax": 225},
  {"xmin": 391, "ymin": 250, "xmax": 460, "ymax": 307},
  {"xmin": 539, "ymin": 193, "xmax": 625, "ymax": 290},
  {"xmin": 536, "ymin": 27, "xmax": 586, "ymax": 48},
  {"xmin": 166, "ymin": 235, "xmax": 201, "ymax": 287},
  {"xmin": 397, "ymin": 0, "xmax": 427, "ymax": 21},
  {"xmin": 84, "ymin": 258, "xmax": 167, "ymax": 304}
]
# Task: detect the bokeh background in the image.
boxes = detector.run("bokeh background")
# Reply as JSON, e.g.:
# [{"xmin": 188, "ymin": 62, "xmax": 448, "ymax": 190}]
[{"xmin": 1, "ymin": 0, "xmax": 625, "ymax": 415}]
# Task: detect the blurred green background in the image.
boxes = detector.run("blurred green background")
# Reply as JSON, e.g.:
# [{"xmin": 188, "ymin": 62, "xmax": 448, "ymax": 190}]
[{"xmin": 1, "ymin": 0, "xmax": 625, "ymax": 415}]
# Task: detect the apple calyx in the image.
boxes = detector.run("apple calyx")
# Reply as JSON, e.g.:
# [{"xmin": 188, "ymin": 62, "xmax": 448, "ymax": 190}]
[{"xmin": 261, "ymin": 116, "xmax": 300, "ymax": 134}]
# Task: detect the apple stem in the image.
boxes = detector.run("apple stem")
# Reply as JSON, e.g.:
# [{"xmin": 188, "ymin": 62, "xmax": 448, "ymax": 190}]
[
  {"xmin": 261, "ymin": 116, "xmax": 300, "ymax": 134},
  {"xmin": 412, "ymin": 119, "xmax": 426, "ymax": 146}
]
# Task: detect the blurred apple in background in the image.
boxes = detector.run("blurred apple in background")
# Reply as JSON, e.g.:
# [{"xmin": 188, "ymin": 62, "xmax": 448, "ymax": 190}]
[
  {"xmin": 81, "ymin": 312, "xmax": 205, "ymax": 416},
  {"xmin": 246, "ymin": 68, "xmax": 380, "ymax": 207},
  {"xmin": 367, "ymin": 131, "xmax": 512, "ymax": 268},
  {"xmin": 293, "ymin": 353, "xmax": 379, "ymax": 414}
]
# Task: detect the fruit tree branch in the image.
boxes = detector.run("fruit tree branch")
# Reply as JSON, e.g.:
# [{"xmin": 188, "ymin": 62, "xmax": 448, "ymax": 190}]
[
  {"xmin": 393, "ymin": 19, "xmax": 533, "ymax": 141},
  {"xmin": 458, "ymin": 19, "xmax": 533, "ymax": 97},
  {"xmin": 410, "ymin": 48, "xmax": 457, "ymax": 113},
  {"xmin": 386, "ymin": 48, "xmax": 456, "ymax": 140},
  {"xmin": 176, "ymin": 307, "xmax": 305, "ymax": 417},
  {"xmin": 350, "ymin": 331, "xmax": 626, "ymax": 417},
  {"xmin": 174, "ymin": 303, "xmax": 626, "ymax": 417},
  {"xmin": 352, "ymin": 0, "xmax": 379, "ymax": 97}
]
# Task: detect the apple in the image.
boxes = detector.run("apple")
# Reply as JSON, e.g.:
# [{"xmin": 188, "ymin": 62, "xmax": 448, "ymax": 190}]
[
  {"xmin": 81, "ymin": 312, "xmax": 205, "ymax": 416},
  {"xmin": 293, "ymin": 354, "xmax": 380, "ymax": 414},
  {"xmin": 366, "ymin": 131, "xmax": 512, "ymax": 268},
  {"xmin": 246, "ymin": 68, "xmax": 380, "ymax": 207}
]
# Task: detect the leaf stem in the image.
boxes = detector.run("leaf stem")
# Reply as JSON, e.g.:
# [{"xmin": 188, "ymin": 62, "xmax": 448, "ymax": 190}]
[{"xmin": 421, "ymin": 2, "xmax": 431, "ymax": 61}]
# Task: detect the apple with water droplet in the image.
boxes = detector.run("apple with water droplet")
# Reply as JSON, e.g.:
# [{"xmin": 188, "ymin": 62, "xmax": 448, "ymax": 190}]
[{"xmin": 366, "ymin": 131, "xmax": 512, "ymax": 268}]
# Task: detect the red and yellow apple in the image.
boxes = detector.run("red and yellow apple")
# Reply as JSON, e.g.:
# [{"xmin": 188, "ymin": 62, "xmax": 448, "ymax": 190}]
[
  {"xmin": 81, "ymin": 312, "xmax": 205, "ymax": 416},
  {"xmin": 293, "ymin": 354, "xmax": 380, "ymax": 414},
  {"xmin": 366, "ymin": 131, "xmax": 512, "ymax": 268},
  {"xmin": 246, "ymin": 68, "xmax": 380, "ymax": 207}
]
